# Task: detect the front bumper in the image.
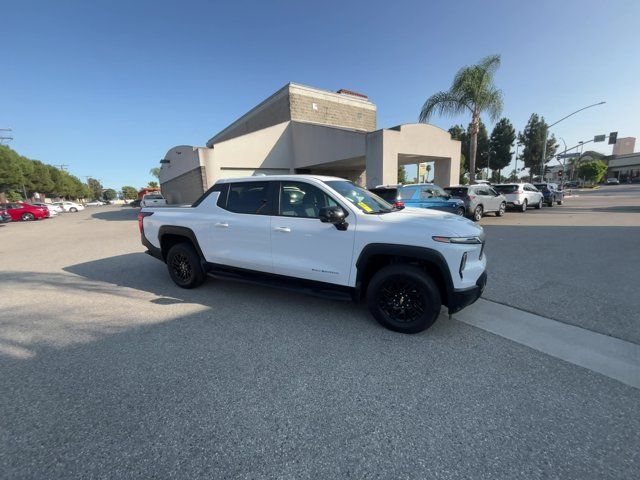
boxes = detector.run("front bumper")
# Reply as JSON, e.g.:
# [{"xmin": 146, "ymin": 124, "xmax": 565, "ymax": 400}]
[{"xmin": 448, "ymin": 271, "xmax": 487, "ymax": 314}]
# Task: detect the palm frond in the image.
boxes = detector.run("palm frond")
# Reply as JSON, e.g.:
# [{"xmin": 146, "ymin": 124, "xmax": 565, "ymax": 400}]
[{"xmin": 419, "ymin": 91, "xmax": 469, "ymax": 123}]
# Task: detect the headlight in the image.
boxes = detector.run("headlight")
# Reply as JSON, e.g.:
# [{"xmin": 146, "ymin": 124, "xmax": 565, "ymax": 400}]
[{"xmin": 432, "ymin": 236, "xmax": 483, "ymax": 244}]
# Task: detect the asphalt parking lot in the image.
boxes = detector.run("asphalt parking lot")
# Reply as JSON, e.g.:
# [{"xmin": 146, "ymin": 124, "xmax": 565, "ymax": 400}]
[{"xmin": 1, "ymin": 194, "xmax": 639, "ymax": 479}]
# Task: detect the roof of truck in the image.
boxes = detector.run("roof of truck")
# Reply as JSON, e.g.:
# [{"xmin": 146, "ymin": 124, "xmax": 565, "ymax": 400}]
[{"xmin": 215, "ymin": 174, "xmax": 346, "ymax": 183}]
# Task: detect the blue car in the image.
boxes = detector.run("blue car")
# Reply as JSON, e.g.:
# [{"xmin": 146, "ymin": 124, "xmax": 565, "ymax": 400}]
[{"xmin": 370, "ymin": 183, "xmax": 465, "ymax": 215}]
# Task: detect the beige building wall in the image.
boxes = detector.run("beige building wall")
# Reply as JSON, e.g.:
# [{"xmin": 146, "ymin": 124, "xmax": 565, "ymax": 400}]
[{"xmin": 613, "ymin": 137, "xmax": 636, "ymax": 156}]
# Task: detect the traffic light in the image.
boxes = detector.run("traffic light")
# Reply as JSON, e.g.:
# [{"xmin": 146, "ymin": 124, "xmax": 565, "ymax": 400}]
[{"xmin": 608, "ymin": 132, "xmax": 618, "ymax": 145}]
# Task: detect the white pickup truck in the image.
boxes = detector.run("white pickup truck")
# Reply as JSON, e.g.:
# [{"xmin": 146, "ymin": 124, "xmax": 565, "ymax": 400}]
[{"xmin": 139, "ymin": 175, "xmax": 487, "ymax": 333}]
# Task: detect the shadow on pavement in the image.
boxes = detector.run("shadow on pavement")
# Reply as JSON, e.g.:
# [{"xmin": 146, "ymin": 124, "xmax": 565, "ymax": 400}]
[
  {"xmin": 590, "ymin": 205, "xmax": 640, "ymax": 213},
  {"xmin": 91, "ymin": 208, "xmax": 139, "ymax": 221}
]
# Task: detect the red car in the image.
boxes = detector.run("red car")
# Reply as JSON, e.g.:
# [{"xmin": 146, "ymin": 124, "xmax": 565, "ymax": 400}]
[{"xmin": 1, "ymin": 202, "xmax": 50, "ymax": 221}]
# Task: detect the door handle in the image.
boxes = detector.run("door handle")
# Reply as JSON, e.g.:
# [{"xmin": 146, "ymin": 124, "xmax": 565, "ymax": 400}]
[
  {"xmin": 215, "ymin": 222, "xmax": 229, "ymax": 228},
  {"xmin": 273, "ymin": 226, "xmax": 291, "ymax": 233}
]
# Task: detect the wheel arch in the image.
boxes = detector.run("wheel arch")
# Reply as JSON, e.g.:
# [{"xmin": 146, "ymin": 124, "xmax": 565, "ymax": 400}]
[
  {"xmin": 355, "ymin": 243, "xmax": 454, "ymax": 307},
  {"xmin": 158, "ymin": 226, "xmax": 205, "ymax": 262}
]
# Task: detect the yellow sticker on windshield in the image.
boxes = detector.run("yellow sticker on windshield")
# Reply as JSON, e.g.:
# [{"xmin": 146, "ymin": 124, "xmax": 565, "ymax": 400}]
[{"xmin": 358, "ymin": 201, "xmax": 373, "ymax": 212}]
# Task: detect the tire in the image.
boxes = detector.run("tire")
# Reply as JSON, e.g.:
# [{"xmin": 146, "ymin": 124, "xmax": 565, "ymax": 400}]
[
  {"xmin": 166, "ymin": 243, "xmax": 206, "ymax": 289},
  {"xmin": 455, "ymin": 207, "xmax": 465, "ymax": 216},
  {"xmin": 520, "ymin": 200, "xmax": 527, "ymax": 213},
  {"xmin": 496, "ymin": 202, "xmax": 506, "ymax": 217},
  {"xmin": 547, "ymin": 200, "xmax": 553, "ymax": 207},
  {"xmin": 21, "ymin": 212, "xmax": 35, "ymax": 221},
  {"xmin": 535, "ymin": 198, "xmax": 543, "ymax": 209},
  {"xmin": 473, "ymin": 205, "xmax": 483, "ymax": 222},
  {"xmin": 366, "ymin": 264, "xmax": 442, "ymax": 334},
  {"xmin": 69, "ymin": 207, "xmax": 78, "ymax": 212},
  {"xmin": 557, "ymin": 200, "xmax": 563, "ymax": 205}
]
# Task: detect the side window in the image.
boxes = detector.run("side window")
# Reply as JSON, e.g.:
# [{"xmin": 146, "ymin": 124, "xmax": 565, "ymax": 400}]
[
  {"xmin": 420, "ymin": 187, "xmax": 436, "ymax": 199},
  {"xmin": 398, "ymin": 186, "xmax": 418, "ymax": 200},
  {"xmin": 279, "ymin": 181, "xmax": 337, "ymax": 218},
  {"xmin": 489, "ymin": 188, "xmax": 499, "ymax": 196},
  {"xmin": 476, "ymin": 187, "xmax": 488, "ymax": 196},
  {"xmin": 225, "ymin": 182, "xmax": 272, "ymax": 215},
  {"xmin": 192, "ymin": 183, "xmax": 228, "ymax": 208}
]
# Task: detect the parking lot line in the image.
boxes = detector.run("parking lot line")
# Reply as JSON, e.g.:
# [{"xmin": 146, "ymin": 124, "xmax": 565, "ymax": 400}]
[{"xmin": 454, "ymin": 298, "xmax": 640, "ymax": 389}]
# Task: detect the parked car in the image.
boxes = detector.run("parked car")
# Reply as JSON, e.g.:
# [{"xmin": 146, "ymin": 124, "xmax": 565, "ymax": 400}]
[
  {"xmin": 1, "ymin": 202, "xmax": 50, "ymax": 221},
  {"xmin": 606, "ymin": 178, "xmax": 620, "ymax": 185},
  {"xmin": 444, "ymin": 185, "xmax": 507, "ymax": 221},
  {"xmin": 140, "ymin": 193, "xmax": 167, "ymax": 208},
  {"xmin": 493, "ymin": 183, "xmax": 544, "ymax": 212},
  {"xmin": 0, "ymin": 206, "xmax": 12, "ymax": 223},
  {"xmin": 31, "ymin": 202, "xmax": 62, "ymax": 215},
  {"xmin": 533, "ymin": 183, "xmax": 564, "ymax": 206},
  {"xmin": 370, "ymin": 184, "xmax": 465, "ymax": 215},
  {"xmin": 140, "ymin": 175, "xmax": 487, "ymax": 334},
  {"xmin": 563, "ymin": 180, "xmax": 581, "ymax": 188},
  {"xmin": 85, "ymin": 200, "xmax": 106, "ymax": 206},
  {"xmin": 129, "ymin": 199, "xmax": 141, "ymax": 208},
  {"xmin": 52, "ymin": 201, "xmax": 85, "ymax": 212}
]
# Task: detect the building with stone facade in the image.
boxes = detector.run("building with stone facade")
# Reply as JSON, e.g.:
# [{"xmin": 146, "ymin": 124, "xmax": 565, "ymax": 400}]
[{"xmin": 159, "ymin": 83, "xmax": 461, "ymax": 204}]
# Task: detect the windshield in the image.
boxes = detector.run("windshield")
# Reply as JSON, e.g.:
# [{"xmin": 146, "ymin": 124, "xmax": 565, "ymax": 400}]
[
  {"xmin": 325, "ymin": 180, "xmax": 393, "ymax": 214},
  {"xmin": 494, "ymin": 184, "xmax": 519, "ymax": 194},
  {"xmin": 444, "ymin": 187, "xmax": 468, "ymax": 198},
  {"xmin": 368, "ymin": 188, "xmax": 398, "ymax": 203},
  {"xmin": 533, "ymin": 184, "xmax": 548, "ymax": 191},
  {"xmin": 144, "ymin": 195, "xmax": 164, "ymax": 200}
]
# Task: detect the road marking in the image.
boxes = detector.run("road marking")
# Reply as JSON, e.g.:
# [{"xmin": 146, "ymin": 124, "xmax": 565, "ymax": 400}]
[{"xmin": 454, "ymin": 299, "xmax": 640, "ymax": 389}]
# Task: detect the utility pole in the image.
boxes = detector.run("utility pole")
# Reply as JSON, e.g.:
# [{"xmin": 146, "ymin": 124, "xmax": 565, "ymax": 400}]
[{"xmin": 53, "ymin": 164, "xmax": 69, "ymax": 171}]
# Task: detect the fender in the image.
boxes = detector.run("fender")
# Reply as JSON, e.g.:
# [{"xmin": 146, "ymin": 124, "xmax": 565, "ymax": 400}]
[
  {"xmin": 355, "ymin": 243, "xmax": 454, "ymax": 304},
  {"xmin": 158, "ymin": 225, "xmax": 206, "ymax": 261}
]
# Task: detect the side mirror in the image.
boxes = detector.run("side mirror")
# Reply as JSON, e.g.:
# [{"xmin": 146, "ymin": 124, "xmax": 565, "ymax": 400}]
[{"xmin": 319, "ymin": 206, "xmax": 348, "ymax": 231}]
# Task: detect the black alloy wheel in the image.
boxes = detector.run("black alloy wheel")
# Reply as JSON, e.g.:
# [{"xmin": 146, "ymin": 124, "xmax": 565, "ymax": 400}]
[
  {"xmin": 166, "ymin": 243, "xmax": 206, "ymax": 289},
  {"xmin": 367, "ymin": 264, "xmax": 441, "ymax": 334}
]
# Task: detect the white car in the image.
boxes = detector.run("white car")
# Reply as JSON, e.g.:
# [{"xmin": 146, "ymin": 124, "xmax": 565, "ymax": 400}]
[
  {"xmin": 85, "ymin": 200, "xmax": 105, "ymax": 206},
  {"xmin": 31, "ymin": 202, "xmax": 63, "ymax": 214},
  {"xmin": 606, "ymin": 178, "xmax": 620, "ymax": 185},
  {"xmin": 52, "ymin": 201, "xmax": 85, "ymax": 213},
  {"xmin": 139, "ymin": 175, "xmax": 487, "ymax": 334},
  {"xmin": 493, "ymin": 183, "xmax": 544, "ymax": 212},
  {"xmin": 140, "ymin": 193, "xmax": 167, "ymax": 207}
]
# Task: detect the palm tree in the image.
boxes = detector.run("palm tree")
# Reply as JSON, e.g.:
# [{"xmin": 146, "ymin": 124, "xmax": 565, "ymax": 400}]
[{"xmin": 419, "ymin": 55, "xmax": 503, "ymax": 183}]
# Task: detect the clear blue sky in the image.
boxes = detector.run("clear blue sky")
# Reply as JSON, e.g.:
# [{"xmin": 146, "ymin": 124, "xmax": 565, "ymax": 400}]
[{"xmin": 2, "ymin": 0, "xmax": 638, "ymax": 189}]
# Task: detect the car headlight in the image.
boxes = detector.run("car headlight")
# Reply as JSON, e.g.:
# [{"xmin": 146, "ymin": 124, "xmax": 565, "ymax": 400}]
[{"xmin": 432, "ymin": 236, "xmax": 483, "ymax": 244}]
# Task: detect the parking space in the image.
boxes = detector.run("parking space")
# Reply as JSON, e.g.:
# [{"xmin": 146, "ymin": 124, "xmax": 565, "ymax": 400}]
[{"xmin": 1, "ymin": 202, "xmax": 639, "ymax": 478}]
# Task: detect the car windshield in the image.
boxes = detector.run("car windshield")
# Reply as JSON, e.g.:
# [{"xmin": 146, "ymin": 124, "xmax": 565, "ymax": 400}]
[
  {"xmin": 144, "ymin": 195, "xmax": 164, "ymax": 200},
  {"xmin": 325, "ymin": 180, "xmax": 393, "ymax": 214},
  {"xmin": 368, "ymin": 188, "xmax": 398, "ymax": 203},
  {"xmin": 444, "ymin": 187, "xmax": 467, "ymax": 197},
  {"xmin": 494, "ymin": 184, "xmax": 519, "ymax": 194},
  {"xmin": 417, "ymin": 185, "xmax": 448, "ymax": 198}
]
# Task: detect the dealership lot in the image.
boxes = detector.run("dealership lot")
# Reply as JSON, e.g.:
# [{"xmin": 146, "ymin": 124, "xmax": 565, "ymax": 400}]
[{"xmin": 1, "ymin": 191, "xmax": 639, "ymax": 479}]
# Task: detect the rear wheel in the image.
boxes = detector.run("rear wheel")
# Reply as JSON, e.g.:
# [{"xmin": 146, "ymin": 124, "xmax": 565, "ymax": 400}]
[
  {"xmin": 547, "ymin": 200, "xmax": 553, "ymax": 207},
  {"xmin": 520, "ymin": 200, "xmax": 527, "ymax": 212},
  {"xmin": 535, "ymin": 198, "xmax": 543, "ymax": 209},
  {"xmin": 69, "ymin": 207, "xmax": 78, "ymax": 212},
  {"xmin": 366, "ymin": 264, "xmax": 441, "ymax": 334},
  {"xmin": 166, "ymin": 243, "xmax": 206, "ymax": 289},
  {"xmin": 496, "ymin": 202, "xmax": 506, "ymax": 217},
  {"xmin": 21, "ymin": 212, "xmax": 35, "ymax": 221},
  {"xmin": 473, "ymin": 205, "xmax": 483, "ymax": 222},
  {"xmin": 557, "ymin": 200, "xmax": 563, "ymax": 205},
  {"xmin": 455, "ymin": 207, "xmax": 465, "ymax": 216}
]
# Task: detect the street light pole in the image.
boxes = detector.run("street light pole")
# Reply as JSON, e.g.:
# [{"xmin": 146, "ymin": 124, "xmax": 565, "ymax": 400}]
[{"xmin": 540, "ymin": 101, "xmax": 606, "ymax": 183}]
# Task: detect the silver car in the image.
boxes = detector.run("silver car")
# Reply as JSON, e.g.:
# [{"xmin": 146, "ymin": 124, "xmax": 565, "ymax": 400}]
[
  {"xmin": 493, "ymin": 183, "xmax": 544, "ymax": 212},
  {"xmin": 444, "ymin": 184, "xmax": 507, "ymax": 221}
]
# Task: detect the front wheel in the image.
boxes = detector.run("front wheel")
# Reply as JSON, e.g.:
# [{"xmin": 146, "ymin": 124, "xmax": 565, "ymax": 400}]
[
  {"xmin": 69, "ymin": 207, "xmax": 78, "ymax": 212},
  {"xmin": 366, "ymin": 264, "xmax": 441, "ymax": 334},
  {"xmin": 455, "ymin": 207, "xmax": 465, "ymax": 216},
  {"xmin": 496, "ymin": 202, "xmax": 506, "ymax": 217},
  {"xmin": 557, "ymin": 200, "xmax": 563, "ymax": 205},
  {"xmin": 535, "ymin": 198, "xmax": 543, "ymax": 209},
  {"xmin": 21, "ymin": 212, "xmax": 35, "ymax": 221},
  {"xmin": 547, "ymin": 200, "xmax": 553, "ymax": 207},
  {"xmin": 166, "ymin": 243, "xmax": 206, "ymax": 289},
  {"xmin": 473, "ymin": 205, "xmax": 483, "ymax": 222}
]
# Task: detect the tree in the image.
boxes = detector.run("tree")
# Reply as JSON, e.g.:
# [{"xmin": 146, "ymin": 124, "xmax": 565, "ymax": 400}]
[
  {"xmin": 577, "ymin": 160, "xmax": 608, "ymax": 184},
  {"xmin": 150, "ymin": 167, "xmax": 160, "ymax": 179},
  {"xmin": 420, "ymin": 54, "xmax": 503, "ymax": 183},
  {"xmin": 29, "ymin": 160, "xmax": 55, "ymax": 194},
  {"xmin": 0, "ymin": 145, "xmax": 24, "ymax": 191},
  {"xmin": 473, "ymin": 122, "xmax": 490, "ymax": 173},
  {"xmin": 148, "ymin": 181, "xmax": 159, "ymax": 188},
  {"xmin": 121, "ymin": 186, "xmax": 138, "ymax": 200},
  {"xmin": 87, "ymin": 178, "xmax": 103, "ymax": 199},
  {"xmin": 103, "ymin": 188, "xmax": 117, "ymax": 201},
  {"xmin": 397, "ymin": 165, "xmax": 408, "ymax": 184},
  {"xmin": 518, "ymin": 114, "xmax": 558, "ymax": 180},
  {"xmin": 489, "ymin": 118, "xmax": 516, "ymax": 178},
  {"xmin": 425, "ymin": 164, "xmax": 432, "ymax": 181}
]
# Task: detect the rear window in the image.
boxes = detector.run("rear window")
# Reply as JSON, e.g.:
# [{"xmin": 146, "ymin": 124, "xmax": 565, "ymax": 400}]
[
  {"xmin": 225, "ymin": 182, "xmax": 272, "ymax": 215},
  {"xmin": 494, "ymin": 184, "xmax": 520, "ymax": 194},
  {"xmin": 444, "ymin": 187, "xmax": 468, "ymax": 198},
  {"xmin": 533, "ymin": 184, "xmax": 549, "ymax": 191},
  {"xmin": 144, "ymin": 195, "xmax": 164, "ymax": 200},
  {"xmin": 369, "ymin": 188, "xmax": 398, "ymax": 202},
  {"xmin": 398, "ymin": 186, "xmax": 419, "ymax": 200}
]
